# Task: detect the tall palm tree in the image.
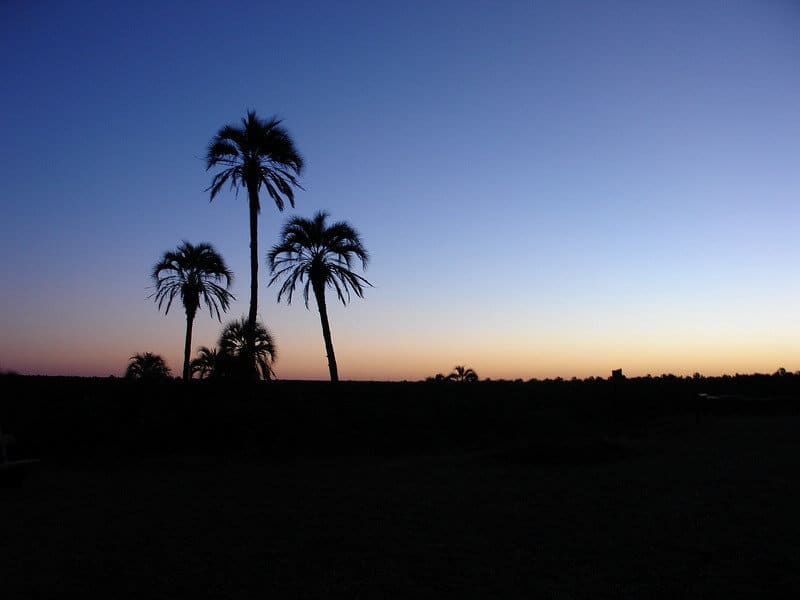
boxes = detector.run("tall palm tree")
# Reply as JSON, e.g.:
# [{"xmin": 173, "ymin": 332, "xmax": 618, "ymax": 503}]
[
  {"xmin": 152, "ymin": 241, "xmax": 234, "ymax": 383},
  {"xmin": 125, "ymin": 352, "xmax": 172, "ymax": 381},
  {"xmin": 218, "ymin": 317, "xmax": 278, "ymax": 380},
  {"xmin": 268, "ymin": 211, "xmax": 371, "ymax": 382},
  {"xmin": 206, "ymin": 111, "xmax": 303, "ymax": 375},
  {"xmin": 448, "ymin": 365, "xmax": 479, "ymax": 383}
]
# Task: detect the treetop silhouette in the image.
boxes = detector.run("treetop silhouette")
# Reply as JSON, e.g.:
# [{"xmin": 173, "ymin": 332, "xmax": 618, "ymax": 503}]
[
  {"xmin": 218, "ymin": 317, "xmax": 278, "ymax": 381},
  {"xmin": 190, "ymin": 346, "xmax": 218, "ymax": 380},
  {"xmin": 449, "ymin": 365, "xmax": 479, "ymax": 383},
  {"xmin": 125, "ymin": 352, "xmax": 172, "ymax": 381}
]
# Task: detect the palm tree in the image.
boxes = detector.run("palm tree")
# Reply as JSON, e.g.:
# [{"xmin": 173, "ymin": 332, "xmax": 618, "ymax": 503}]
[
  {"xmin": 152, "ymin": 241, "xmax": 234, "ymax": 382},
  {"xmin": 125, "ymin": 353, "xmax": 172, "ymax": 381},
  {"xmin": 448, "ymin": 365, "xmax": 478, "ymax": 383},
  {"xmin": 206, "ymin": 111, "xmax": 304, "ymax": 375},
  {"xmin": 190, "ymin": 346, "xmax": 218, "ymax": 379},
  {"xmin": 218, "ymin": 317, "xmax": 278, "ymax": 380},
  {"xmin": 268, "ymin": 211, "xmax": 371, "ymax": 382}
]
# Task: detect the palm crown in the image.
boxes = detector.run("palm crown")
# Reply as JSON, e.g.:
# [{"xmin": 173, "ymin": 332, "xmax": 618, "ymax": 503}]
[
  {"xmin": 190, "ymin": 346, "xmax": 218, "ymax": 380},
  {"xmin": 268, "ymin": 211, "xmax": 370, "ymax": 308},
  {"xmin": 206, "ymin": 111, "xmax": 304, "ymax": 211},
  {"xmin": 152, "ymin": 241, "xmax": 234, "ymax": 319},
  {"xmin": 218, "ymin": 317, "xmax": 278, "ymax": 381},
  {"xmin": 125, "ymin": 352, "xmax": 172, "ymax": 380},
  {"xmin": 449, "ymin": 365, "xmax": 479, "ymax": 383}
]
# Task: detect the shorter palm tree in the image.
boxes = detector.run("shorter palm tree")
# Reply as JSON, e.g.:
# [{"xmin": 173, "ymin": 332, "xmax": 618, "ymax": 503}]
[
  {"xmin": 448, "ymin": 365, "xmax": 478, "ymax": 383},
  {"xmin": 152, "ymin": 241, "xmax": 234, "ymax": 383},
  {"xmin": 218, "ymin": 317, "xmax": 278, "ymax": 380},
  {"xmin": 190, "ymin": 346, "xmax": 219, "ymax": 379},
  {"xmin": 125, "ymin": 353, "xmax": 172, "ymax": 380},
  {"xmin": 268, "ymin": 211, "xmax": 371, "ymax": 382}
]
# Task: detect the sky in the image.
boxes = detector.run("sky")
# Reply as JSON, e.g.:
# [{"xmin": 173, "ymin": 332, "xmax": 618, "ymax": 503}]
[{"xmin": 1, "ymin": 0, "xmax": 799, "ymax": 380}]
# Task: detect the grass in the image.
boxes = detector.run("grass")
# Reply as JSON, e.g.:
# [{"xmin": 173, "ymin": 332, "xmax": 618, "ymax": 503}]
[{"xmin": 1, "ymin": 376, "xmax": 799, "ymax": 597}]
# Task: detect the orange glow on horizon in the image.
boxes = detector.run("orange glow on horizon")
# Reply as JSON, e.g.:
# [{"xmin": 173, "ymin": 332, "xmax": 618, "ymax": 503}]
[{"xmin": 3, "ymin": 316, "xmax": 797, "ymax": 381}]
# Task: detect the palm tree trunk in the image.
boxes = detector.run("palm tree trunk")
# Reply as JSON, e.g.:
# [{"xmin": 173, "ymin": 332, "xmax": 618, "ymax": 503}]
[
  {"xmin": 247, "ymin": 185, "xmax": 260, "ymax": 378},
  {"xmin": 313, "ymin": 281, "xmax": 339, "ymax": 382},
  {"xmin": 183, "ymin": 309, "xmax": 196, "ymax": 383}
]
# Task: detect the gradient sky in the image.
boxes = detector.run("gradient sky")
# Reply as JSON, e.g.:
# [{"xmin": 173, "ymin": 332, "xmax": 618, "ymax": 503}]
[{"xmin": 2, "ymin": 1, "xmax": 799, "ymax": 380}]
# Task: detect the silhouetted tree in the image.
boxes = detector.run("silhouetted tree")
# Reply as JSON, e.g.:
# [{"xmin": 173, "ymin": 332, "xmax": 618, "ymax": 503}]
[
  {"xmin": 206, "ymin": 111, "xmax": 303, "ymax": 376},
  {"xmin": 190, "ymin": 346, "xmax": 219, "ymax": 379},
  {"xmin": 125, "ymin": 353, "xmax": 172, "ymax": 381},
  {"xmin": 425, "ymin": 373, "xmax": 448, "ymax": 383},
  {"xmin": 268, "ymin": 211, "xmax": 371, "ymax": 382},
  {"xmin": 152, "ymin": 242, "xmax": 234, "ymax": 382},
  {"xmin": 218, "ymin": 317, "xmax": 277, "ymax": 380},
  {"xmin": 448, "ymin": 365, "xmax": 478, "ymax": 383}
]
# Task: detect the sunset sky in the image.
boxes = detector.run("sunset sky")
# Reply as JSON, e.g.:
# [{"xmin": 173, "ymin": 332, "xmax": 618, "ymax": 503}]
[{"xmin": 2, "ymin": 1, "xmax": 799, "ymax": 380}]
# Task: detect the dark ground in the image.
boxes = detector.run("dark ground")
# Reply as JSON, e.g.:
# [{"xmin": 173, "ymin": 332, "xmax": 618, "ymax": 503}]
[{"xmin": 1, "ymin": 375, "xmax": 799, "ymax": 598}]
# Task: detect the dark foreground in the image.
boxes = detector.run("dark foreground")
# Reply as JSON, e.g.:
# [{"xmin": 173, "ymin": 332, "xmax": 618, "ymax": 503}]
[{"xmin": 1, "ymin": 376, "xmax": 799, "ymax": 597}]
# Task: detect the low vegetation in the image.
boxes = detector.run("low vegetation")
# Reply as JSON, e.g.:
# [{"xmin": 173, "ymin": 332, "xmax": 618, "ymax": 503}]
[
  {"xmin": 3, "ymin": 371, "xmax": 799, "ymax": 463},
  {"xmin": 3, "ymin": 373, "xmax": 800, "ymax": 596},
  {"xmin": 124, "ymin": 352, "xmax": 172, "ymax": 381}
]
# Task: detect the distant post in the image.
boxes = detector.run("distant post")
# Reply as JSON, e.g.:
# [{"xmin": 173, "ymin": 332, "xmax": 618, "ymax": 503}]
[{"xmin": 610, "ymin": 368, "xmax": 625, "ymax": 404}]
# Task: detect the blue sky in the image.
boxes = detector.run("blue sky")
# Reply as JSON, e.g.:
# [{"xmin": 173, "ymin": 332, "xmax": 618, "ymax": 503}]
[{"xmin": 2, "ymin": 1, "xmax": 799, "ymax": 379}]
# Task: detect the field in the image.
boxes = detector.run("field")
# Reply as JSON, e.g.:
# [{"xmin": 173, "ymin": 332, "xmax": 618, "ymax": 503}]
[{"xmin": 2, "ymin": 375, "xmax": 799, "ymax": 597}]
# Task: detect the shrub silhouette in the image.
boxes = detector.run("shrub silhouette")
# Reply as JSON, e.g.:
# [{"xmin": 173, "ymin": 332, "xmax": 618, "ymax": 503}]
[
  {"xmin": 125, "ymin": 353, "xmax": 172, "ymax": 381},
  {"xmin": 217, "ymin": 317, "xmax": 278, "ymax": 381},
  {"xmin": 449, "ymin": 365, "xmax": 479, "ymax": 383},
  {"xmin": 190, "ymin": 346, "xmax": 218, "ymax": 379},
  {"xmin": 425, "ymin": 373, "xmax": 448, "ymax": 383}
]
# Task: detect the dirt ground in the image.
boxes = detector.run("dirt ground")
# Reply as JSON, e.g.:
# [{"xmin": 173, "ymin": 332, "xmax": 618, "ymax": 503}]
[{"xmin": 2, "ymin": 415, "xmax": 799, "ymax": 598}]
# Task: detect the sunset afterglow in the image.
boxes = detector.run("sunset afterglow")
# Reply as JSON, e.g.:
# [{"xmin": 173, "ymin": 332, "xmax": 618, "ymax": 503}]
[{"xmin": 2, "ymin": 1, "xmax": 799, "ymax": 380}]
